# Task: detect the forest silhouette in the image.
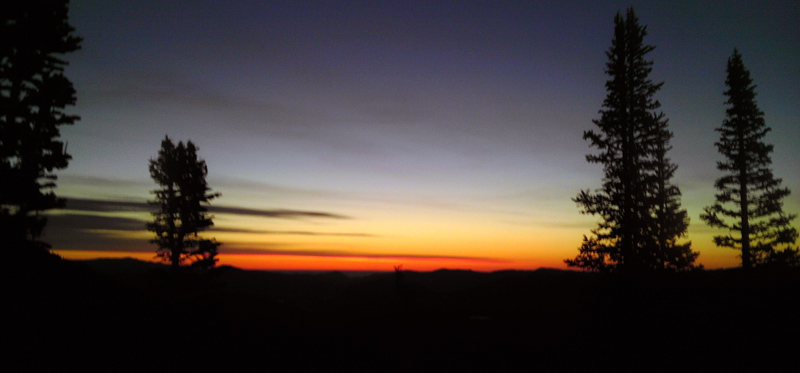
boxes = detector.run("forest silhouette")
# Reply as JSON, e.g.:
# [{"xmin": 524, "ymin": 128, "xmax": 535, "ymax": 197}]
[{"xmin": 4, "ymin": 2, "xmax": 799, "ymax": 370}]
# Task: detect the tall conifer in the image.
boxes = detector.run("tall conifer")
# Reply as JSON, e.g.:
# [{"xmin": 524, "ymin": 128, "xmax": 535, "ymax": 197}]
[
  {"xmin": 566, "ymin": 8, "xmax": 697, "ymax": 272},
  {"xmin": 701, "ymin": 50, "xmax": 797, "ymax": 268}
]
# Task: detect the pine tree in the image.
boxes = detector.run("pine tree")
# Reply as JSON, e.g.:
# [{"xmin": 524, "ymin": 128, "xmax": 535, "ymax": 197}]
[
  {"xmin": 0, "ymin": 0, "xmax": 81, "ymax": 255},
  {"xmin": 701, "ymin": 49, "xmax": 798, "ymax": 268},
  {"xmin": 566, "ymin": 8, "xmax": 697, "ymax": 273},
  {"xmin": 148, "ymin": 136, "xmax": 221, "ymax": 270}
]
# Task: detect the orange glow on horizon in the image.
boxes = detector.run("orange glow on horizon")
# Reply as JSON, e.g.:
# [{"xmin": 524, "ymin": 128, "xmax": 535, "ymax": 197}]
[
  {"xmin": 54, "ymin": 250, "xmax": 544, "ymax": 272},
  {"xmin": 218, "ymin": 253, "xmax": 537, "ymax": 272},
  {"xmin": 54, "ymin": 244, "xmax": 739, "ymax": 272}
]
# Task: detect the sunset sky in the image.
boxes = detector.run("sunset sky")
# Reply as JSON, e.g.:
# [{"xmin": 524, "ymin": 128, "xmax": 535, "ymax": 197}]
[{"xmin": 48, "ymin": 0, "xmax": 799, "ymax": 272}]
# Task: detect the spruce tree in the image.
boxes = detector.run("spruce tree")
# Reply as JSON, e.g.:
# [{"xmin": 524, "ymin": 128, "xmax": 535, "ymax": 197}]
[
  {"xmin": 566, "ymin": 8, "xmax": 697, "ymax": 273},
  {"xmin": 0, "ymin": 0, "xmax": 81, "ymax": 255},
  {"xmin": 148, "ymin": 136, "xmax": 221, "ymax": 270},
  {"xmin": 701, "ymin": 49, "xmax": 797, "ymax": 268}
]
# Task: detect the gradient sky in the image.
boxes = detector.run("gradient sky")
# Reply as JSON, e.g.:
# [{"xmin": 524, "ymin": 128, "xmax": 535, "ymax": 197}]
[{"xmin": 48, "ymin": 0, "xmax": 799, "ymax": 271}]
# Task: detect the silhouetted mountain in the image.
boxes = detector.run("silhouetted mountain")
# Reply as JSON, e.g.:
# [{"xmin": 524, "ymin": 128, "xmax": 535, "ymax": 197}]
[{"xmin": 80, "ymin": 256, "xmax": 167, "ymax": 274}]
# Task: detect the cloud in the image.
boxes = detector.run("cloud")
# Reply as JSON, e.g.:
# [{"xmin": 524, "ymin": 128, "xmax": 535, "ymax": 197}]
[
  {"xmin": 46, "ymin": 198, "xmax": 355, "ymax": 253},
  {"xmin": 45, "ymin": 214, "xmax": 151, "ymax": 252},
  {"xmin": 210, "ymin": 227, "xmax": 376, "ymax": 237},
  {"xmin": 49, "ymin": 213, "xmax": 146, "ymax": 232},
  {"xmin": 208, "ymin": 205, "xmax": 350, "ymax": 220},
  {"xmin": 61, "ymin": 197, "xmax": 351, "ymax": 220},
  {"xmin": 64, "ymin": 197, "xmax": 150, "ymax": 213},
  {"xmin": 61, "ymin": 174, "xmax": 152, "ymax": 189},
  {"xmin": 211, "ymin": 177, "xmax": 354, "ymax": 201}
]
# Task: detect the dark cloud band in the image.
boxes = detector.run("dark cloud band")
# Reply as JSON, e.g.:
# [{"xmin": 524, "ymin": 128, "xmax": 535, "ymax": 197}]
[
  {"xmin": 62, "ymin": 197, "xmax": 350, "ymax": 220},
  {"xmin": 210, "ymin": 227, "xmax": 375, "ymax": 237}
]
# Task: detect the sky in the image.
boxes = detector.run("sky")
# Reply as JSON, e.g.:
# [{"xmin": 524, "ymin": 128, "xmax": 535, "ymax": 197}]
[{"xmin": 47, "ymin": 0, "xmax": 799, "ymax": 272}]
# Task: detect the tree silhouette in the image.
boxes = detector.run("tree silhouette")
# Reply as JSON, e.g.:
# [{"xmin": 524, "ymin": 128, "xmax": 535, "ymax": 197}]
[
  {"xmin": 148, "ymin": 136, "xmax": 221, "ymax": 270},
  {"xmin": 566, "ymin": 8, "xmax": 697, "ymax": 273},
  {"xmin": 0, "ymin": 0, "xmax": 81, "ymax": 255},
  {"xmin": 701, "ymin": 50, "xmax": 798, "ymax": 268}
]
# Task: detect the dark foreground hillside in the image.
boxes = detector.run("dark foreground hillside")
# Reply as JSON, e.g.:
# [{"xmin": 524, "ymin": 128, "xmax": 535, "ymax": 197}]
[{"xmin": 8, "ymin": 256, "xmax": 800, "ymax": 371}]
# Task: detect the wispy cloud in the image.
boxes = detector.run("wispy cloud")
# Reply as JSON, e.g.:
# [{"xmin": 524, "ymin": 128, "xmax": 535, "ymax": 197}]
[
  {"xmin": 211, "ymin": 177, "xmax": 355, "ymax": 201},
  {"xmin": 64, "ymin": 197, "xmax": 149, "ymax": 212},
  {"xmin": 209, "ymin": 205, "xmax": 350, "ymax": 220},
  {"xmin": 210, "ymin": 227, "xmax": 376, "ymax": 237},
  {"xmin": 61, "ymin": 196, "xmax": 351, "ymax": 220},
  {"xmin": 45, "ymin": 214, "xmax": 150, "ymax": 252},
  {"xmin": 47, "ymin": 198, "xmax": 357, "ymax": 253},
  {"xmin": 61, "ymin": 174, "xmax": 152, "ymax": 189},
  {"xmin": 49, "ymin": 213, "xmax": 145, "ymax": 231}
]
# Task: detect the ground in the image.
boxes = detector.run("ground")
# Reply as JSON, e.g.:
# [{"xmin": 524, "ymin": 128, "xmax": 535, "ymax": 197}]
[{"xmin": 8, "ymin": 256, "xmax": 799, "ymax": 371}]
